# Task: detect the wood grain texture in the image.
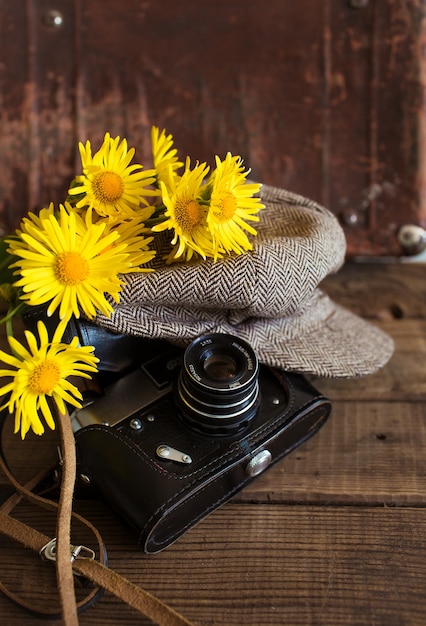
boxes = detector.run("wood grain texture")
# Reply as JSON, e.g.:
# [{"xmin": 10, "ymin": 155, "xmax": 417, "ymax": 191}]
[
  {"xmin": 322, "ymin": 262, "xmax": 426, "ymax": 320},
  {"xmin": 240, "ymin": 400, "xmax": 426, "ymax": 505},
  {"xmin": 0, "ymin": 261, "xmax": 425, "ymax": 625},
  {"xmin": 1, "ymin": 2, "xmax": 426, "ymax": 254},
  {"xmin": 1, "ymin": 504, "xmax": 426, "ymax": 626}
]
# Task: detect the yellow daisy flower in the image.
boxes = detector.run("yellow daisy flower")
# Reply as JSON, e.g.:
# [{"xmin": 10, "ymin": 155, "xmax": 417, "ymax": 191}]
[
  {"xmin": 153, "ymin": 159, "xmax": 213, "ymax": 262},
  {"xmin": 68, "ymin": 132, "xmax": 157, "ymax": 219},
  {"xmin": 8, "ymin": 204, "xmax": 131, "ymax": 322},
  {"xmin": 78, "ymin": 202, "xmax": 156, "ymax": 271},
  {"xmin": 93, "ymin": 215, "xmax": 156, "ymax": 272},
  {"xmin": 151, "ymin": 126, "xmax": 183, "ymax": 189},
  {"xmin": 0, "ymin": 319, "xmax": 98, "ymax": 439},
  {"xmin": 207, "ymin": 153, "xmax": 264, "ymax": 259},
  {"xmin": 12, "ymin": 202, "xmax": 56, "ymax": 234}
]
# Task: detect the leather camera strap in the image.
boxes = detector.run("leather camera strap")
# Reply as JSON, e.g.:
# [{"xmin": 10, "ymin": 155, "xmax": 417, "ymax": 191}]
[{"xmin": 0, "ymin": 410, "xmax": 194, "ymax": 626}]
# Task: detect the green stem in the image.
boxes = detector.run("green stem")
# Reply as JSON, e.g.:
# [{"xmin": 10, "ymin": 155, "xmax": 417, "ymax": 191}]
[
  {"xmin": 5, "ymin": 315, "xmax": 13, "ymax": 340},
  {"xmin": 0, "ymin": 301, "xmax": 26, "ymax": 329}
]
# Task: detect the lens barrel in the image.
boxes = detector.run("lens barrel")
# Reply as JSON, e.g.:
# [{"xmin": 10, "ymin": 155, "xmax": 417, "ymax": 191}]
[{"xmin": 176, "ymin": 333, "xmax": 260, "ymax": 435}]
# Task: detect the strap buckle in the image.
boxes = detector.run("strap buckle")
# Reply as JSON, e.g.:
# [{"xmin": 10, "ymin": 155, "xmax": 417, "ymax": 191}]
[{"xmin": 39, "ymin": 538, "xmax": 95, "ymax": 563}]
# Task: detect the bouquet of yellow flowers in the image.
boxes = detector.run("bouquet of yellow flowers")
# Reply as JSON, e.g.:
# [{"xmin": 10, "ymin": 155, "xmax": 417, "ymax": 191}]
[{"xmin": 0, "ymin": 127, "xmax": 264, "ymax": 439}]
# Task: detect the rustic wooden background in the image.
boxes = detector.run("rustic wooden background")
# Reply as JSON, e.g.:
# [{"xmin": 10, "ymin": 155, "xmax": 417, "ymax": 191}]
[
  {"xmin": 1, "ymin": 1, "xmax": 426, "ymax": 623},
  {"xmin": 1, "ymin": 0, "xmax": 426, "ymax": 256},
  {"xmin": 0, "ymin": 261, "xmax": 425, "ymax": 625}
]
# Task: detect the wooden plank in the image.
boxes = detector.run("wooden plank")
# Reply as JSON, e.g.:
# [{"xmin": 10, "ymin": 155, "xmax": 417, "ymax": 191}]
[
  {"xmin": 0, "ymin": 0, "xmax": 77, "ymax": 227},
  {"xmin": 331, "ymin": 0, "xmax": 426, "ymax": 255},
  {"xmin": 239, "ymin": 400, "xmax": 426, "ymax": 505},
  {"xmin": 2, "ymin": 2, "xmax": 425, "ymax": 255},
  {"xmin": 0, "ymin": 504, "xmax": 425, "ymax": 625},
  {"xmin": 322, "ymin": 262, "xmax": 426, "ymax": 319}
]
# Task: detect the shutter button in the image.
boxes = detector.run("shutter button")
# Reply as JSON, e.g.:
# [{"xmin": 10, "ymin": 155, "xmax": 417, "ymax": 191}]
[{"xmin": 245, "ymin": 450, "xmax": 272, "ymax": 477}]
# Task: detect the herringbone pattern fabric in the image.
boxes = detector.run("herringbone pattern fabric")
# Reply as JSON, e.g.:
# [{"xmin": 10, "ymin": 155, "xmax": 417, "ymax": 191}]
[{"xmin": 95, "ymin": 185, "xmax": 394, "ymax": 378}]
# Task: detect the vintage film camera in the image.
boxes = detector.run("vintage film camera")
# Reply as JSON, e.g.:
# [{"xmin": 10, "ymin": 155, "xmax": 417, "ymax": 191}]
[{"xmin": 59, "ymin": 320, "xmax": 332, "ymax": 554}]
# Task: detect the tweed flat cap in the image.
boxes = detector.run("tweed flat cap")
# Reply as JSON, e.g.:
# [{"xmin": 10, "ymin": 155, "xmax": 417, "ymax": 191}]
[{"xmin": 95, "ymin": 185, "xmax": 394, "ymax": 378}]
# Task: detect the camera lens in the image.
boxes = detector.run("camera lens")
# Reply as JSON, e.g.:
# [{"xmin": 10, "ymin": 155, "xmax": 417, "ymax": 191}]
[
  {"xmin": 203, "ymin": 354, "xmax": 238, "ymax": 380},
  {"xmin": 176, "ymin": 333, "xmax": 260, "ymax": 435}
]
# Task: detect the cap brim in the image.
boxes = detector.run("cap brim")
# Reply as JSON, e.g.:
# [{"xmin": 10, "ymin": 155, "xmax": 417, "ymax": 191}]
[
  {"xmin": 97, "ymin": 289, "xmax": 394, "ymax": 379},
  {"xmin": 242, "ymin": 292, "xmax": 394, "ymax": 378}
]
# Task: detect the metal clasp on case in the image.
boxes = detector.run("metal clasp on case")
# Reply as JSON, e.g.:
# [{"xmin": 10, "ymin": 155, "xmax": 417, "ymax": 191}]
[
  {"xmin": 245, "ymin": 450, "xmax": 272, "ymax": 477},
  {"xmin": 156, "ymin": 445, "xmax": 193, "ymax": 465}
]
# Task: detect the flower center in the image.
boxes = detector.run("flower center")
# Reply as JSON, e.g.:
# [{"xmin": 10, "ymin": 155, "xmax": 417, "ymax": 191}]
[
  {"xmin": 211, "ymin": 192, "xmax": 237, "ymax": 222},
  {"xmin": 174, "ymin": 198, "xmax": 203, "ymax": 234},
  {"xmin": 55, "ymin": 252, "xmax": 90, "ymax": 285},
  {"xmin": 29, "ymin": 360, "xmax": 61, "ymax": 394},
  {"xmin": 92, "ymin": 171, "xmax": 124, "ymax": 203}
]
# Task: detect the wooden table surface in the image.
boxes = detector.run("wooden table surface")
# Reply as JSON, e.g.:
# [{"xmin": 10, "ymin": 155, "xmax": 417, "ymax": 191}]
[{"xmin": 0, "ymin": 261, "xmax": 425, "ymax": 626}]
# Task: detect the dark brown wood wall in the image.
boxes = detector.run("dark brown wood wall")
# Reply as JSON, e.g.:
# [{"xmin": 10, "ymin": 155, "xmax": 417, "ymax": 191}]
[{"xmin": 1, "ymin": 0, "xmax": 425, "ymax": 256}]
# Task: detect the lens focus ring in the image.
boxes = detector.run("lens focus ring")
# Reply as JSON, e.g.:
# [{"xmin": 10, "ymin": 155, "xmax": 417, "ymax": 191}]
[{"xmin": 176, "ymin": 333, "xmax": 260, "ymax": 435}]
